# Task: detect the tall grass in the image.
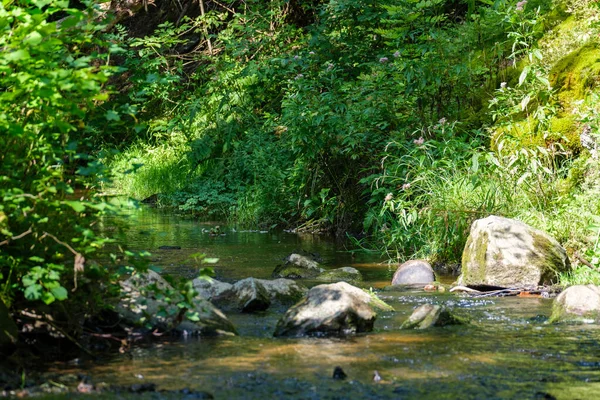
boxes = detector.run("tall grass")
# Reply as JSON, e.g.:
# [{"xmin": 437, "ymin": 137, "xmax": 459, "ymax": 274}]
[{"xmin": 106, "ymin": 142, "xmax": 198, "ymax": 200}]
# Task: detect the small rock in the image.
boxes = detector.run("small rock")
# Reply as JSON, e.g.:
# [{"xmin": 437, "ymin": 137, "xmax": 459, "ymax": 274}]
[
  {"xmin": 233, "ymin": 278, "xmax": 271, "ymax": 313},
  {"xmin": 332, "ymin": 366, "xmax": 347, "ymax": 380},
  {"xmin": 272, "ymin": 253, "xmax": 325, "ymax": 279},
  {"xmin": 373, "ymin": 370, "xmax": 382, "ymax": 382},
  {"xmin": 315, "ymin": 267, "xmax": 363, "ymax": 283},
  {"xmin": 129, "ymin": 383, "xmax": 156, "ymax": 393},
  {"xmin": 550, "ymin": 284, "xmax": 600, "ymax": 323},
  {"xmin": 392, "ymin": 260, "xmax": 435, "ymax": 285},
  {"xmin": 423, "ymin": 284, "xmax": 436, "ymax": 291},
  {"xmin": 401, "ymin": 304, "xmax": 467, "ymax": 329},
  {"xmin": 158, "ymin": 245, "xmax": 181, "ymax": 250}
]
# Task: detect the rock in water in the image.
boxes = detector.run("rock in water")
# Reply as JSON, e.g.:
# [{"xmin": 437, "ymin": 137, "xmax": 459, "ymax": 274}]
[
  {"xmin": 194, "ymin": 277, "xmax": 307, "ymax": 313},
  {"xmin": 272, "ymin": 253, "xmax": 325, "ymax": 279},
  {"xmin": 391, "ymin": 260, "xmax": 435, "ymax": 285},
  {"xmin": 117, "ymin": 270, "xmax": 236, "ymax": 336},
  {"xmin": 400, "ymin": 304, "xmax": 466, "ymax": 329},
  {"xmin": 315, "ymin": 267, "xmax": 363, "ymax": 283},
  {"xmin": 232, "ymin": 278, "xmax": 271, "ymax": 312},
  {"xmin": 459, "ymin": 216, "xmax": 570, "ymax": 287},
  {"xmin": 550, "ymin": 285, "xmax": 600, "ymax": 323},
  {"xmin": 332, "ymin": 366, "xmax": 347, "ymax": 380},
  {"xmin": 273, "ymin": 282, "xmax": 386, "ymax": 337}
]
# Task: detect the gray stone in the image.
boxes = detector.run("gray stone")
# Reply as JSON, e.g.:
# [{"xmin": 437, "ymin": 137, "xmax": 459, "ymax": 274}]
[
  {"xmin": 0, "ymin": 299, "xmax": 18, "ymax": 352},
  {"xmin": 273, "ymin": 282, "xmax": 389, "ymax": 338},
  {"xmin": 117, "ymin": 270, "xmax": 236, "ymax": 336},
  {"xmin": 550, "ymin": 284, "xmax": 600, "ymax": 323},
  {"xmin": 194, "ymin": 277, "xmax": 307, "ymax": 313},
  {"xmin": 458, "ymin": 216, "xmax": 570, "ymax": 287},
  {"xmin": 192, "ymin": 278, "xmax": 234, "ymax": 300},
  {"xmin": 233, "ymin": 278, "xmax": 271, "ymax": 312},
  {"xmin": 315, "ymin": 267, "xmax": 363, "ymax": 283},
  {"xmin": 272, "ymin": 253, "xmax": 325, "ymax": 279},
  {"xmin": 401, "ymin": 304, "xmax": 466, "ymax": 329},
  {"xmin": 392, "ymin": 260, "xmax": 435, "ymax": 285}
]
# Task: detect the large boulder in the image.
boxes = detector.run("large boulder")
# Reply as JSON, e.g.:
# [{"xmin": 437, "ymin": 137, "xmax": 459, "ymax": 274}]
[
  {"xmin": 392, "ymin": 260, "xmax": 435, "ymax": 285},
  {"xmin": 550, "ymin": 285, "xmax": 600, "ymax": 323},
  {"xmin": 272, "ymin": 253, "xmax": 325, "ymax": 279},
  {"xmin": 458, "ymin": 216, "xmax": 570, "ymax": 287},
  {"xmin": 0, "ymin": 299, "xmax": 18, "ymax": 353},
  {"xmin": 193, "ymin": 277, "xmax": 307, "ymax": 313},
  {"xmin": 273, "ymin": 282, "xmax": 390, "ymax": 338},
  {"xmin": 315, "ymin": 267, "xmax": 363, "ymax": 284},
  {"xmin": 118, "ymin": 271, "xmax": 236, "ymax": 336},
  {"xmin": 401, "ymin": 304, "xmax": 466, "ymax": 329}
]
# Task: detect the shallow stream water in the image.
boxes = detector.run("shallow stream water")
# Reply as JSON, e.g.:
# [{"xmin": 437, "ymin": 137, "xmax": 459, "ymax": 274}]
[{"xmin": 39, "ymin": 207, "xmax": 600, "ymax": 399}]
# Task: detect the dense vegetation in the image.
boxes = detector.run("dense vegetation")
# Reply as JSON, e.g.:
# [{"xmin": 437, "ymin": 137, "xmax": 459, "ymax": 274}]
[{"xmin": 2, "ymin": 0, "xmax": 600, "ymax": 340}]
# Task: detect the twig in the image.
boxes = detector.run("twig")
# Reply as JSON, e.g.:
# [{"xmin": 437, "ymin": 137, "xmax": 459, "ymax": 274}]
[
  {"xmin": 41, "ymin": 232, "xmax": 85, "ymax": 292},
  {"xmin": 0, "ymin": 227, "xmax": 32, "ymax": 246},
  {"xmin": 449, "ymin": 286, "xmax": 481, "ymax": 294},
  {"xmin": 575, "ymin": 251, "xmax": 598, "ymax": 271}
]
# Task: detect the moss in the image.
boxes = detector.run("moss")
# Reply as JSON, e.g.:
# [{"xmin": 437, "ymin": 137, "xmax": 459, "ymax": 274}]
[
  {"xmin": 550, "ymin": 42, "xmax": 600, "ymax": 108},
  {"xmin": 461, "ymin": 229, "xmax": 489, "ymax": 284},
  {"xmin": 548, "ymin": 115, "xmax": 581, "ymax": 153},
  {"xmin": 491, "ymin": 118, "xmax": 544, "ymax": 152},
  {"xmin": 531, "ymin": 231, "xmax": 570, "ymax": 285}
]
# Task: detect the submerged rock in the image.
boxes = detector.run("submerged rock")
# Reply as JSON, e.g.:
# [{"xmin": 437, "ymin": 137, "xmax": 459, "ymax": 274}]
[
  {"xmin": 401, "ymin": 304, "xmax": 466, "ymax": 329},
  {"xmin": 272, "ymin": 253, "xmax": 325, "ymax": 279},
  {"xmin": 550, "ymin": 284, "xmax": 600, "ymax": 323},
  {"xmin": 458, "ymin": 216, "xmax": 570, "ymax": 287},
  {"xmin": 315, "ymin": 267, "xmax": 363, "ymax": 283},
  {"xmin": 273, "ymin": 282, "xmax": 390, "ymax": 338},
  {"xmin": 158, "ymin": 245, "xmax": 181, "ymax": 250},
  {"xmin": 391, "ymin": 260, "xmax": 435, "ymax": 285},
  {"xmin": 0, "ymin": 299, "xmax": 18, "ymax": 352},
  {"xmin": 117, "ymin": 270, "xmax": 236, "ymax": 336}
]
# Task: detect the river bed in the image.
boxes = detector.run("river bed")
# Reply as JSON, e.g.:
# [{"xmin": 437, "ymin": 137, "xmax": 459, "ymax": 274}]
[{"xmin": 31, "ymin": 207, "xmax": 600, "ymax": 399}]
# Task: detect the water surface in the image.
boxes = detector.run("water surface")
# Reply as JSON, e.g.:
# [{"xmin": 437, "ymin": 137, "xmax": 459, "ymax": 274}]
[{"xmin": 42, "ymin": 207, "xmax": 600, "ymax": 399}]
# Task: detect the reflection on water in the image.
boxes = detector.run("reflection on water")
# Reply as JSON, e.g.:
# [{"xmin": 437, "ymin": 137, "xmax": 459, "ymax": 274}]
[{"xmin": 45, "ymin": 207, "xmax": 600, "ymax": 399}]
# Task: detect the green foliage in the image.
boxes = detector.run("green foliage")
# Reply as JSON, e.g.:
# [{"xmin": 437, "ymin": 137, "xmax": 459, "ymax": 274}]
[{"xmin": 0, "ymin": 1, "xmax": 152, "ymax": 335}]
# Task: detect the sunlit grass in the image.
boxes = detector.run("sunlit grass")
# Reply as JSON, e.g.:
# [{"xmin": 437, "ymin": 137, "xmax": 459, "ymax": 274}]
[{"xmin": 105, "ymin": 142, "xmax": 200, "ymax": 200}]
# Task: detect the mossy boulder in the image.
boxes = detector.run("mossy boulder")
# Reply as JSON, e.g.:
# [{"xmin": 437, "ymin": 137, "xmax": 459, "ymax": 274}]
[
  {"xmin": 550, "ymin": 42, "xmax": 600, "ymax": 108},
  {"xmin": 549, "ymin": 285, "xmax": 600, "ymax": 323},
  {"xmin": 272, "ymin": 253, "xmax": 325, "ymax": 279},
  {"xmin": 315, "ymin": 267, "xmax": 363, "ymax": 283},
  {"xmin": 401, "ymin": 304, "xmax": 467, "ymax": 330},
  {"xmin": 458, "ymin": 216, "xmax": 570, "ymax": 288},
  {"xmin": 273, "ymin": 282, "xmax": 388, "ymax": 338}
]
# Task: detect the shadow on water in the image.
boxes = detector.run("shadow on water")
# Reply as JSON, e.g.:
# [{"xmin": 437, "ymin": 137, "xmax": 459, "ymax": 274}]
[{"xmin": 35, "ymin": 208, "xmax": 600, "ymax": 399}]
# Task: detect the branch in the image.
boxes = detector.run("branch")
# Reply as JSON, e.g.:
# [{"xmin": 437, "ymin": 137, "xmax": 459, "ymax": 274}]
[
  {"xmin": 41, "ymin": 232, "xmax": 85, "ymax": 292},
  {"xmin": 0, "ymin": 227, "xmax": 33, "ymax": 246}
]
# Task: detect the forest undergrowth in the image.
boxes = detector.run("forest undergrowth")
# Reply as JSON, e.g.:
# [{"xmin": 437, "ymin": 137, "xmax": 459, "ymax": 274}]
[{"xmin": 101, "ymin": 0, "xmax": 600, "ymax": 284}]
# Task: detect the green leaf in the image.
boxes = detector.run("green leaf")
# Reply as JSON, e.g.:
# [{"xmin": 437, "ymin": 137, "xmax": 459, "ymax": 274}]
[
  {"xmin": 42, "ymin": 292, "xmax": 56, "ymax": 305},
  {"xmin": 518, "ymin": 66, "xmax": 530, "ymax": 86},
  {"xmin": 4, "ymin": 50, "xmax": 30, "ymax": 61},
  {"xmin": 24, "ymin": 32, "xmax": 43, "ymax": 46},
  {"xmin": 64, "ymin": 201, "xmax": 86, "ymax": 213},
  {"xmin": 105, "ymin": 110, "xmax": 121, "ymax": 121},
  {"xmin": 29, "ymin": 256, "xmax": 44, "ymax": 262},
  {"xmin": 50, "ymin": 286, "xmax": 68, "ymax": 301},
  {"xmin": 24, "ymin": 284, "xmax": 43, "ymax": 300}
]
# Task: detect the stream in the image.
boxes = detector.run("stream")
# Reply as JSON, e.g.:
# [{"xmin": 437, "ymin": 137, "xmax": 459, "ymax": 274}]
[{"xmin": 36, "ymin": 207, "xmax": 600, "ymax": 399}]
